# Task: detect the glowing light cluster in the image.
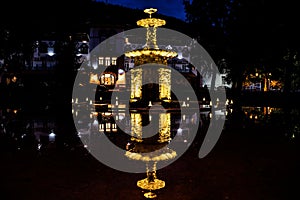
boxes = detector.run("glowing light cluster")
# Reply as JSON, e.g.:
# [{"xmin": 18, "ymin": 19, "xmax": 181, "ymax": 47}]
[
  {"xmin": 125, "ymin": 49, "xmax": 177, "ymax": 58},
  {"xmin": 158, "ymin": 68, "xmax": 172, "ymax": 100},
  {"xmin": 125, "ymin": 148, "xmax": 177, "ymax": 162}
]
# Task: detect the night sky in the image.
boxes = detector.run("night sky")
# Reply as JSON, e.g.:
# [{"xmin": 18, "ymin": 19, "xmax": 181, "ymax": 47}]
[{"xmin": 97, "ymin": 0, "xmax": 187, "ymax": 21}]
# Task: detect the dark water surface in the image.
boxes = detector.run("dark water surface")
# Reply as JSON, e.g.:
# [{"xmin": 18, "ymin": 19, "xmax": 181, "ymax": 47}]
[{"xmin": 0, "ymin": 101, "xmax": 299, "ymax": 200}]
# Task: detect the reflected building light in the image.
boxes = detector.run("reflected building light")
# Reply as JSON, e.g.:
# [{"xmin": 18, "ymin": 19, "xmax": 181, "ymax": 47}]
[
  {"xmin": 126, "ymin": 142, "xmax": 131, "ymax": 150},
  {"xmin": 209, "ymin": 112, "xmax": 212, "ymax": 119},
  {"xmin": 12, "ymin": 76, "xmax": 17, "ymax": 83},
  {"xmin": 182, "ymin": 101, "xmax": 186, "ymax": 107},
  {"xmin": 149, "ymin": 115, "xmax": 152, "ymax": 121},
  {"xmin": 86, "ymin": 97, "xmax": 89, "ymax": 102},
  {"xmin": 89, "ymin": 100, "xmax": 93, "ymax": 105},
  {"xmin": 182, "ymin": 114, "xmax": 186, "ymax": 121},
  {"xmin": 72, "ymin": 109, "xmax": 74, "ymax": 114},
  {"xmin": 93, "ymin": 119, "xmax": 99, "ymax": 126},
  {"xmin": 112, "ymin": 123, "xmax": 117, "ymax": 132},
  {"xmin": 148, "ymin": 101, "xmax": 153, "ymax": 107},
  {"xmin": 91, "ymin": 112, "xmax": 98, "ymax": 116},
  {"xmin": 209, "ymin": 101, "xmax": 212, "ymax": 106},
  {"xmin": 103, "ymin": 112, "xmax": 112, "ymax": 117},
  {"xmin": 47, "ymin": 49, "xmax": 55, "ymax": 56},
  {"xmin": 49, "ymin": 131, "xmax": 56, "ymax": 142},
  {"xmin": 72, "ymin": 98, "xmax": 74, "ymax": 103},
  {"xmin": 75, "ymin": 98, "xmax": 78, "ymax": 104},
  {"xmin": 106, "ymin": 123, "xmax": 111, "ymax": 132},
  {"xmin": 99, "ymin": 124, "xmax": 105, "ymax": 132},
  {"xmin": 75, "ymin": 111, "xmax": 78, "ymax": 117}
]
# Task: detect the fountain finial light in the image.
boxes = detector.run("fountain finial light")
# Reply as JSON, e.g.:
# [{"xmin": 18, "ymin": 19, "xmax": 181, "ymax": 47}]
[{"xmin": 144, "ymin": 8, "xmax": 157, "ymax": 18}]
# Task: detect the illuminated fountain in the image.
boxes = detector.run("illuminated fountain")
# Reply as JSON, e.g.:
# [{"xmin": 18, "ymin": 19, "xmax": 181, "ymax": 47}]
[{"xmin": 125, "ymin": 8, "xmax": 177, "ymax": 105}]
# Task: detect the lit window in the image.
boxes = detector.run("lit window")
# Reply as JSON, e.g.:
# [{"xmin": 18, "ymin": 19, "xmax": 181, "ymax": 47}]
[
  {"xmin": 98, "ymin": 57, "xmax": 104, "ymax": 65},
  {"xmin": 111, "ymin": 57, "xmax": 117, "ymax": 65},
  {"xmin": 100, "ymin": 73, "xmax": 115, "ymax": 85},
  {"xmin": 89, "ymin": 73, "xmax": 100, "ymax": 85},
  {"xmin": 105, "ymin": 57, "xmax": 111, "ymax": 66}
]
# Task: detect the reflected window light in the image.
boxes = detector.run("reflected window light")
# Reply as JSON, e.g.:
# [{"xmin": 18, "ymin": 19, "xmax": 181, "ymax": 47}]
[
  {"xmin": 226, "ymin": 99, "xmax": 229, "ymax": 105},
  {"xmin": 112, "ymin": 123, "xmax": 117, "ymax": 132},
  {"xmin": 47, "ymin": 47, "xmax": 55, "ymax": 56},
  {"xmin": 292, "ymin": 134, "xmax": 295, "ymax": 139},
  {"xmin": 106, "ymin": 123, "xmax": 111, "ymax": 132},
  {"xmin": 49, "ymin": 131, "xmax": 56, "ymax": 142},
  {"xmin": 93, "ymin": 119, "xmax": 99, "ymax": 126},
  {"xmin": 12, "ymin": 76, "xmax": 17, "ymax": 83},
  {"xmin": 99, "ymin": 124, "xmax": 105, "ymax": 132}
]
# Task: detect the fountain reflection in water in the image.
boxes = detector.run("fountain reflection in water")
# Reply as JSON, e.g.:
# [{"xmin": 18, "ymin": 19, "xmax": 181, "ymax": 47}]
[{"xmin": 125, "ymin": 111, "xmax": 177, "ymax": 198}]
